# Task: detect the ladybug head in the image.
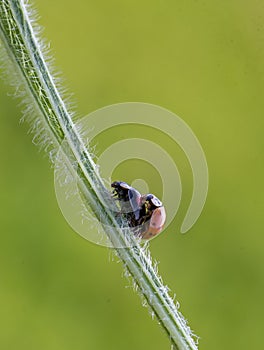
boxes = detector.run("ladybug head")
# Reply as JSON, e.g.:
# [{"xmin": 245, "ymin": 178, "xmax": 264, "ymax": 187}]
[
  {"xmin": 143, "ymin": 194, "xmax": 163, "ymax": 210},
  {"xmin": 111, "ymin": 181, "xmax": 132, "ymax": 202},
  {"xmin": 111, "ymin": 181, "xmax": 131, "ymax": 190}
]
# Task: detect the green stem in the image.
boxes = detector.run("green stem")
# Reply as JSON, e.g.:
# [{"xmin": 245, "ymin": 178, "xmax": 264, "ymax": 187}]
[{"xmin": 0, "ymin": 1, "xmax": 198, "ymax": 349}]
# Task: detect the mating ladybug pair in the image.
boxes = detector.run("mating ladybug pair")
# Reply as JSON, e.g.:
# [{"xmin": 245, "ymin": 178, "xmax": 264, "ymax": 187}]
[{"xmin": 111, "ymin": 181, "xmax": 166, "ymax": 240}]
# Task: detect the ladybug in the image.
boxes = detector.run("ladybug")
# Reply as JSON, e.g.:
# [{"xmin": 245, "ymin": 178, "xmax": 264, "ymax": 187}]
[
  {"xmin": 111, "ymin": 181, "xmax": 142, "ymax": 226},
  {"xmin": 111, "ymin": 181, "xmax": 166, "ymax": 240},
  {"xmin": 138, "ymin": 194, "xmax": 166, "ymax": 240}
]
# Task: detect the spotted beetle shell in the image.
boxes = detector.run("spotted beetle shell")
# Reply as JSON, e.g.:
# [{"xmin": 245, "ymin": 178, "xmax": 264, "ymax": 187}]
[{"xmin": 141, "ymin": 206, "xmax": 166, "ymax": 240}]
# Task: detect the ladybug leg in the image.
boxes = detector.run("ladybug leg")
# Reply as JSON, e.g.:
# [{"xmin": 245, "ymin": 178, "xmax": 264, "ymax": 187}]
[{"xmin": 111, "ymin": 188, "xmax": 119, "ymax": 199}]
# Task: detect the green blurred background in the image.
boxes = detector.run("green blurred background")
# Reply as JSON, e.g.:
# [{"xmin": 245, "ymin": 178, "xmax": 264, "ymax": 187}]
[{"xmin": 1, "ymin": 0, "xmax": 264, "ymax": 349}]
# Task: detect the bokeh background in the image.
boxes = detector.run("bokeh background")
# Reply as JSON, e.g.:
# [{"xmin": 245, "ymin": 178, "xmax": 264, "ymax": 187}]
[{"xmin": 1, "ymin": 0, "xmax": 264, "ymax": 349}]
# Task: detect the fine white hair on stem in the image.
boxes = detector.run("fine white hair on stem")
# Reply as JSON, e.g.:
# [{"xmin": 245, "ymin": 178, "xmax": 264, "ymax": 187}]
[{"xmin": 0, "ymin": 1, "xmax": 198, "ymax": 349}]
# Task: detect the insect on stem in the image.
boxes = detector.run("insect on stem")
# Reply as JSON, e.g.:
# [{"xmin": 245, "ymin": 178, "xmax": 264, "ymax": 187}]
[{"xmin": 0, "ymin": 1, "xmax": 199, "ymax": 349}]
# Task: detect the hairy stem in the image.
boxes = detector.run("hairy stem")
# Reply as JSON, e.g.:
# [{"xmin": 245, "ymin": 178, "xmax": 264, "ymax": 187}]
[{"xmin": 0, "ymin": 1, "xmax": 198, "ymax": 349}]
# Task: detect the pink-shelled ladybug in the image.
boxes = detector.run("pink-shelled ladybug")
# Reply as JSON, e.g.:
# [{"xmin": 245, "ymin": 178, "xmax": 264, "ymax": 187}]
[{"xmin": 139, "ymin": 194, "xmax": 166, "ymax": 240}]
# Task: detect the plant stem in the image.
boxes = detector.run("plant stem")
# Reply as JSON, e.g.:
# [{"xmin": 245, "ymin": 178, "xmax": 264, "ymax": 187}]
[{"xmin": 0, "ymin": 1, "xmax": 198, "ymax": 349}]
